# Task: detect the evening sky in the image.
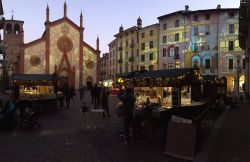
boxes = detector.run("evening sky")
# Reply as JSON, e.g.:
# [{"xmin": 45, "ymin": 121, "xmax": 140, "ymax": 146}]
[{"xmin": 2, "ymin": 0, "xmax": 239, "ymax": 55}]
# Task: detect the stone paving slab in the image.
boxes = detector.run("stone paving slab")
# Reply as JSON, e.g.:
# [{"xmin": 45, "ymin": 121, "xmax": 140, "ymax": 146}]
[
  {"xmin": 206, "ymin": 103, "xmax": 250, "ymax": 162},
  {"xmin": 0, "ymin": 92, "xmax": 188, "ymax": 162}
]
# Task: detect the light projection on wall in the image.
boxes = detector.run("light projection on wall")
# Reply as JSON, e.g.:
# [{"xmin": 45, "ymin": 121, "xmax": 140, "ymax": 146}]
[{"xmin": 192, "ymin": 55, "xmax": 201, "ymax": 67}]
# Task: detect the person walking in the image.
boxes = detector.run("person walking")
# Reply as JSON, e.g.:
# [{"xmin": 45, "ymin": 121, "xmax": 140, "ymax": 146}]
[
  {"xmin": 101, "ymin": 87, "xmax": 111, "ymax": 118},
  {"xmin": 79, "ymin": 84, "xmax": 84, "ymax": 100},
  {"xmin": 63, "ymin": 84, "xmax": 71, "ymax": 108},
  {"xmin": 93, "ymin": 84, "xmax": 100, "ymax": 108},
  {"xmin": 118, "ymin": 87, "xmax": 136, "ymax": 145}
]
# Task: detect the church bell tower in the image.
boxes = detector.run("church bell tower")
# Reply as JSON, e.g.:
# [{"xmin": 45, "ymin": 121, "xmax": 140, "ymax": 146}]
[{"xmin": 3, "ymin": 15, "xmax": 24, "ymax": 72}]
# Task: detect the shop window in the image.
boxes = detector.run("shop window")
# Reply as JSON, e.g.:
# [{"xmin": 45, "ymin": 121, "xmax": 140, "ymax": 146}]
[
  {"xmin": 229, "ymin": 59, "xmax": 234, "ymax": 69},
  {"xmin": 205, "ymin": 59, "xmax": 211, "ymax": 69}
]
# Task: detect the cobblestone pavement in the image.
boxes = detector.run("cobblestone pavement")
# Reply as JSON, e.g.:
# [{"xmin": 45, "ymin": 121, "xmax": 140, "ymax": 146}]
[
  {"xmin": 0, "ymin": 92, "xmax": 187, "ymax": 162},
  {"xmin": 206, "ymin": 102, "xmax": 250, "ymax": 162}
]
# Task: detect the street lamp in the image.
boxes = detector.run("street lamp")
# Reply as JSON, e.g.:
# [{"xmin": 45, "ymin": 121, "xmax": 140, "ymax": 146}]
[{"xmin": 236, "ymin": 55, "xmax": 242, "ymax": 97}]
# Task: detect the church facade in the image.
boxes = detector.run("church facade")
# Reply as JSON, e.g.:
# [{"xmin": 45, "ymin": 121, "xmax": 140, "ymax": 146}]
[{"xmin": 19, "ymin": 2, "xmax": 100, "ymax": 89}]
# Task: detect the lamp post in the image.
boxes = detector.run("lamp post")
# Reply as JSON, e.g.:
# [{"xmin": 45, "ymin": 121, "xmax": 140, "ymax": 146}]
[{"xmin": 236, "ymin": 55, "xmax": 241, "ymax": 97}]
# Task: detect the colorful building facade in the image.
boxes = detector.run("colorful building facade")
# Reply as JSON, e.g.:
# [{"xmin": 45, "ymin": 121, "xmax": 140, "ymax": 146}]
[
  {"xmin": 158, "ymin": 6, "xmax": 244, "ymax": 94},
  {"xmin": 138, "ymin": 23, "xmax": 159, "ymax": 71}
]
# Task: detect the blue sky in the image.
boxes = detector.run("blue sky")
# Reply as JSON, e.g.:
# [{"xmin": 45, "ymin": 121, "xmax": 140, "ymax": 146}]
[{"xmin": 2, "ymin": 0, "xmax": 240, "ymax": 54}]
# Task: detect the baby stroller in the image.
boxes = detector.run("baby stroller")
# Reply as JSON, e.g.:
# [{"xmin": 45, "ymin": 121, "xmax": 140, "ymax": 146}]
[{"xmin": 21, "ymin": 106, "xmax": 41, "ymax": 129}]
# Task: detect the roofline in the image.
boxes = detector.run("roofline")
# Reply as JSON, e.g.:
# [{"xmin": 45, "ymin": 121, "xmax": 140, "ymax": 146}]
[
  {"xmin": 23, "ymin": 37, "xmax": 46, "ymax": 48},
  {"xmin": 114, "ymin": 26, "xmax": 137, "ymax": 37},
  {"xmin": 47, "ymin": 17, "xmax": 82, "ymax": 32},
  {"xmin": 158, "ymin": 8, "xmax": 239, "ymax": 20},
  {"xmin": 108, "ymin": 39, "xmax": 117, "ymax": 46},
  {"xmin": 82, "ymin": 41, "xmax": 99, "ymax": 54},
  {"xmin": 140, "ymin": 23, "xmax": 159, "ymax": 30}
]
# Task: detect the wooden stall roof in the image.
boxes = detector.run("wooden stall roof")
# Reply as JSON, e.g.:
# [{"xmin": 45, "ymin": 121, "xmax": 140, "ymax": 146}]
[
  {"xmin": 12, "ymin": 74, "xmax": 57, "ymax": 81},
  {"xmin": 129, "ymin": 68, "xmax": 197, "ymax": 79}
]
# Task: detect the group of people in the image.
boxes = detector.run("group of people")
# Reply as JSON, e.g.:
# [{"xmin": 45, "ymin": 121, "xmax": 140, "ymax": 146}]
[
  {"xmin": 57, "ymin": 84, "xmax": 76, "ymax": 108},
  {"xmin": 90, "ymin": 84, "xmax": 111, "ymax": 118}
]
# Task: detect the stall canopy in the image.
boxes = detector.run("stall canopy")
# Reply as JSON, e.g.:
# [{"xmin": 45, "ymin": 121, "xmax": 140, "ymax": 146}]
[
  {"xmin": 125, "ymin": 68, "xmax": 203, "ymax": 87},
  {"xmin": 12, "ymin": 74, "xmax": 57, "ymax": 85},
  {"xmin": 132, "ymin": 68, "xmax": 197, "ymax": 79}
]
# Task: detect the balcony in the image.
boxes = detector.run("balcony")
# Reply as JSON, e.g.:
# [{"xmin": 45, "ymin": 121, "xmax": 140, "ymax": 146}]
[
  {"xmin": 118, "ymin": 59, "xmax": 123, "ymax": 64},
  {"xmin": 118, "ymin": 47, "xmax": 123, "ymax": 51},
  {"xmin": 129, "ymin": 56, "xmax": 134, "ymax": 62}
]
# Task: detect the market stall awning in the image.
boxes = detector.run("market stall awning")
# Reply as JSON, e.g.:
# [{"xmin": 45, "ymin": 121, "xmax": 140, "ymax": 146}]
[
  {"xmin": 12, "ymin": 74, "xmax": 57, "ymax": 81},
  {"xmin": 132, "ymin": 68, "xmax": 197, "ymax": 79}
]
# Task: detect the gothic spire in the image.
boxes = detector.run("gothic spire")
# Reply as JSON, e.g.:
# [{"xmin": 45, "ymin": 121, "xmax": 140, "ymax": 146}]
[
  {"xmin": 46, "ymin": 3, "xmax": 50, "ymax": 22},
  {"xmin": 96, "ymin": 35, "xmax": 99, "ymax": 51},
  {"xmin": 64, "ymin": 1, "xmax": 67, "ymax": 17},
  {"xmin": 80, "ymin": 11, "xmax": 83, "ymax": 28}
]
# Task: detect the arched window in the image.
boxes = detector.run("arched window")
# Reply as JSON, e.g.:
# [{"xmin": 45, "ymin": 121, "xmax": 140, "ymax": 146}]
[
  {"xmin": 6, "ymin": 23, "xmax": 12, "ymax": 34},
  {"xmin": 192, "ymin": 55, "xmax": 201, "ymax": 67},
  {"xmin": 169, "ymin": 47, "xmax": 175, "ymax": 57},
  {"xmin": 14, "ymin": 24, "xmax": 20, "ymax": 34}
]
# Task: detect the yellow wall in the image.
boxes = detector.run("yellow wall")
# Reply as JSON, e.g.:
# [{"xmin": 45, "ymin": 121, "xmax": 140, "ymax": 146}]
[
  {"xmin": 50, "ymin": 22, "xmax": 80, "ymax": 87},
  {"xmin": 83, "ymin": 47, "xmax": 97, "ymax": 84},
  {"xmin": 24, "ymin": 41, "xmax": 46, "ymax": 74}
]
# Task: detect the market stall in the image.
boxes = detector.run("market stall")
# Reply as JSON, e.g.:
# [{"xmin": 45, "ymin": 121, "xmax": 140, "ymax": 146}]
[
  {"xmin": 12, "ymin": 74, "xmax": 58, "ymax": 113},
  {"xmin": 125, "ymin": 68, "xmax": 204, "ymax": 109}
]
